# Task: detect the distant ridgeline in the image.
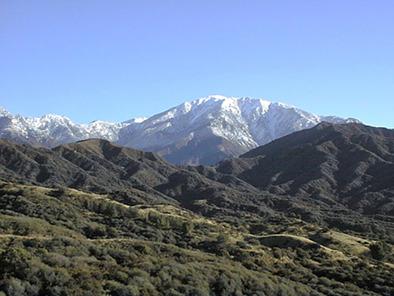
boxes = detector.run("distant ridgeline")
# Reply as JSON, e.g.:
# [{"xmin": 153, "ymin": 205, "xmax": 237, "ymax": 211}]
[{"xmin": 0, "ymin": 96, "xmax": 359, "ymax": 165}]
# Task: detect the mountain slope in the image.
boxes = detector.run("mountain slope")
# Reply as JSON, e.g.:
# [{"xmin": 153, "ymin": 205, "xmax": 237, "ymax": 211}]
[
  {"xmin": 0, "ymin": 107, "xmax": 128, "ymax": 147},
  {"xmin": 0, "ymin": 127, "xmax": 393, "ymax": 236},
  {"xmin": 0, "ymin": 139, "xmax": 177, "ymax": 204},
  {"xmin": 3, "ymin": 182, "xmax": 393, "ymax": 295},
  {"xmin": 0, "ymin": 139, "xmax": 265, "ymax": 215},
  {"xmin": 216, "ymin": 122, "xmax": 394, "ymax": 216},
  {"xmin": 118, "ymin": 96, "xmax": 358, "ymax": 164},
  {"xmin": 0, "ymin": 96, "xmax": 358, "ymax": 164},
  {"xmin": 0, "ymin": 128, "xmax": 393, "ymax": 294}
]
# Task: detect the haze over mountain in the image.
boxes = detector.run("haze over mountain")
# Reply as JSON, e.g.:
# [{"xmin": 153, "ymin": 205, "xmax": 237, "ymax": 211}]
[{"xmin": 0, "ymin": 96, "xmax": 359, "ymax": 165}]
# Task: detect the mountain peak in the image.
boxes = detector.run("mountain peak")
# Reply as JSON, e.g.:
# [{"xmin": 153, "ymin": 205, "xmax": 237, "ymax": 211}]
[
  {"xmin": 0, "ymin": 96, "xmax": 360, "ymax": 164},
  {"xmin": 187, "ymin": 95, "xmax": 273, "ymax": 107},
  {"xmin": 35, "ymin": 114, "xmax": 75, "ymax": 128},
  {"xmin": 0, "ymin": 106, "xmax": 12, "ymax": 117},
  {"xmin": 117, "ymin": 96, "xmax": 360, "ymax": 164}
]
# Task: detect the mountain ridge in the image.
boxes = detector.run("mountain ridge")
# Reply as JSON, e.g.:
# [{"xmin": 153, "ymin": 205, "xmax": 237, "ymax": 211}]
[
  {"xmin": 216, "ymin": 122, "xmax": 394, "ymax": 216},
  {"xmin": 0, "ymin": 95, "xmax": 360, "ymax": 164},
  {"xmin": 0, "ymin": 122, "xmax": 393, "ymax": 295},
  {"xmin": 1, "ymin": 122, "xmax": 393, "ymax": 219}
]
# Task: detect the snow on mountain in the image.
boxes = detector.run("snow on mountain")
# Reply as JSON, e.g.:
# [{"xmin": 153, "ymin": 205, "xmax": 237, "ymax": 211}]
[
  {"xmin": 0, "ymin": 96, "xmax": 360, "ymax": 164},
  {"xmin": 122, "ymin": 117, "xmax": 147, "ymax": 125},
  {"xmin": 83, "ymin": 121, "xmax": 125, "ymax": 142},
  {"xmin": 0, "ymin": 108, "xmax": 127, "ymax": 146},
  {"xmin": 0, "ymin": 107, "xmax": 11, "ymax": 117},
  {"xmin": 118, "ymin": 95, "xmax": 359, "ymax": 164}
]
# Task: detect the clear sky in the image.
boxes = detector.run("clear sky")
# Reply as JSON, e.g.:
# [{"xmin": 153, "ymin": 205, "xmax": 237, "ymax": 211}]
[{"xmin": 0, "ymin": 1, "xmax": 393, "ymax": 127}]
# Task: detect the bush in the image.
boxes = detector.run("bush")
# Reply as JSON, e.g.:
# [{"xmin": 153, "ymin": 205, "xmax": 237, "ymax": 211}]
[{"xmin": 369, "ymin": 241, "xmax": 391, "ymax": 261}]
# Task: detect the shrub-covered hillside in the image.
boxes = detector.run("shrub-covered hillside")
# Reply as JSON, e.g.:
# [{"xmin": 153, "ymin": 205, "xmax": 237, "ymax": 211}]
[{"xmin": 0, "ymin": 183, "xmax": 392, "ymax": 296}]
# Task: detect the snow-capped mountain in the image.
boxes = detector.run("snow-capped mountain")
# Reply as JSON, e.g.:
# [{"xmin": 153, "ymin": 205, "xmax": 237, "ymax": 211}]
[
  {"xmin": 0, "ymin": 96, "xmax": 359, "ymax": 164},
  {"xmin": 117, "ymin": 95, "xmax": 359, "ymax": 164},
  {"xmin": 0, "ymin": 108, "xmax": 127, "ymax": 147}
]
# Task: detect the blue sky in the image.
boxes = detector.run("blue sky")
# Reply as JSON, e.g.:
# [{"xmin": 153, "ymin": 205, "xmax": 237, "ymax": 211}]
[{"xmin": 0, "ymin": 0, "xmax": 393, "ymax": 127}]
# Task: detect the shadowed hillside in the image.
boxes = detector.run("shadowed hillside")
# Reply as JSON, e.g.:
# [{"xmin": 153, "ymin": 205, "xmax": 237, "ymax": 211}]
[{"xmin": 216, "ymin": 123, "xmax": 394, "ymax": 216}]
